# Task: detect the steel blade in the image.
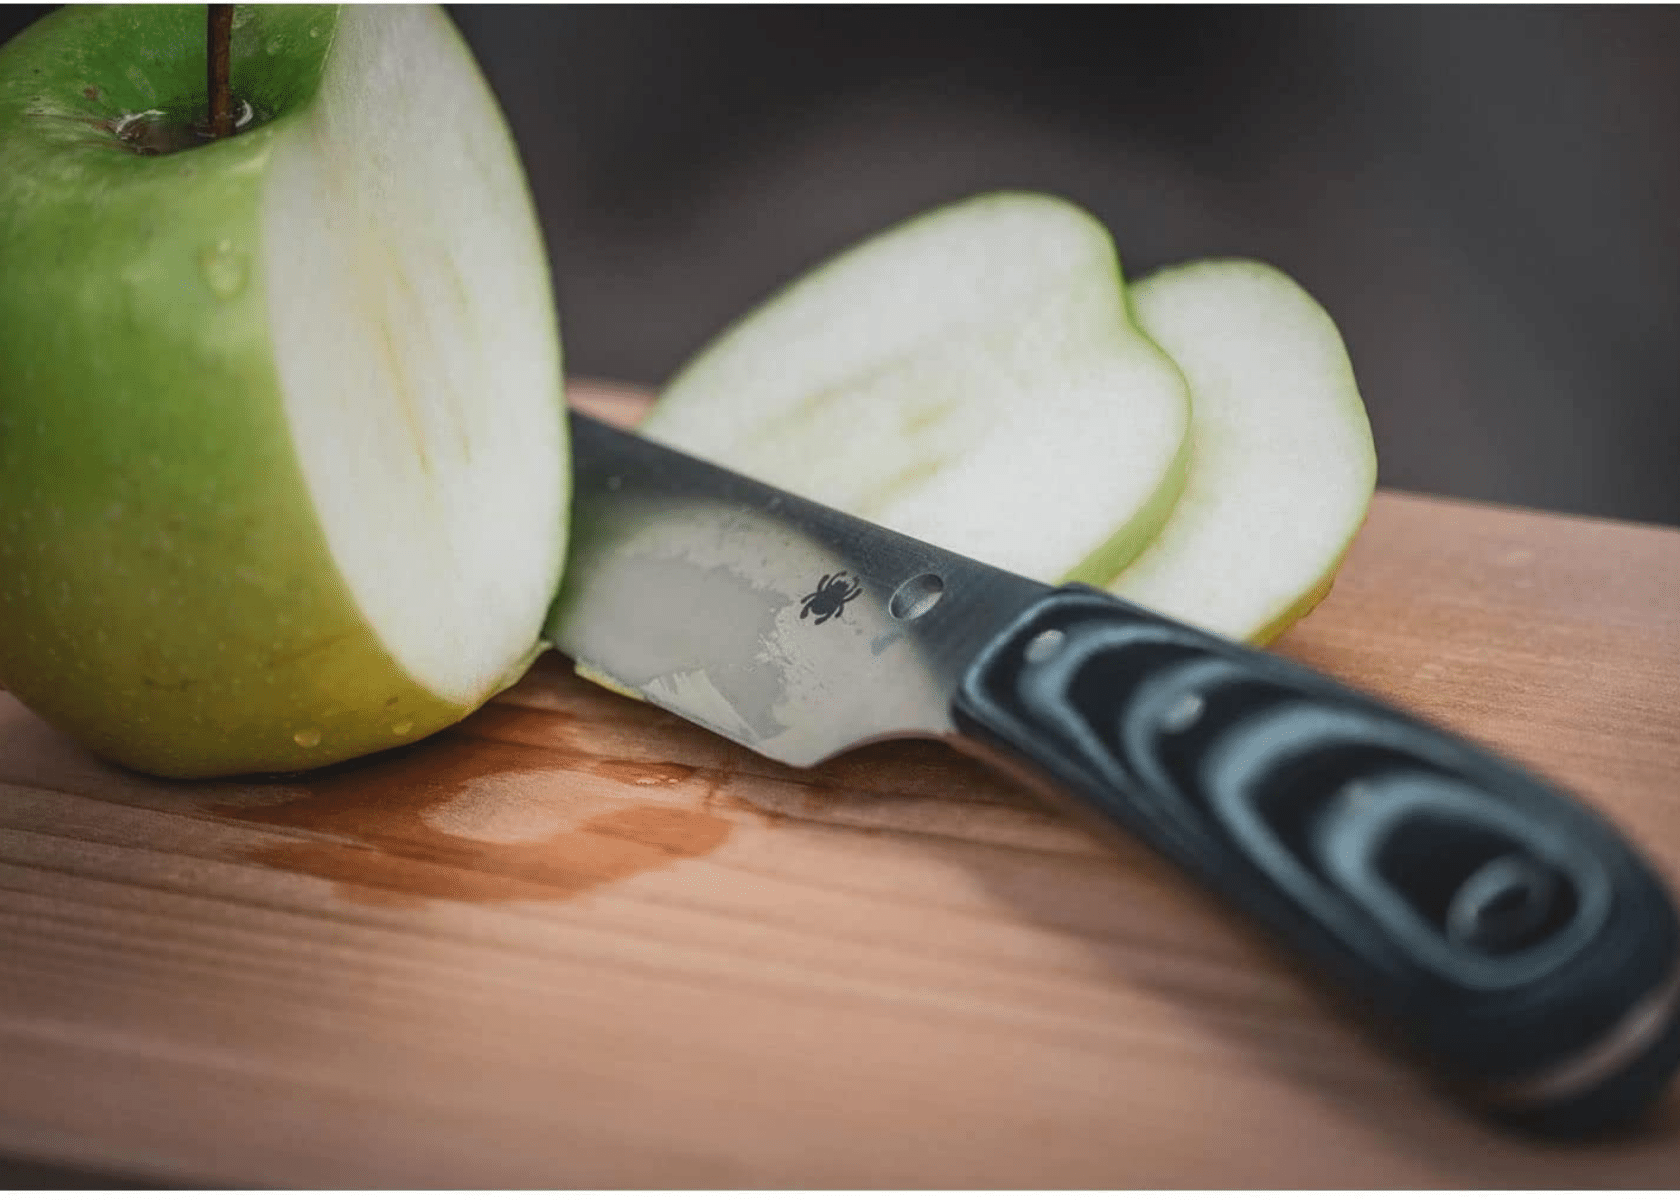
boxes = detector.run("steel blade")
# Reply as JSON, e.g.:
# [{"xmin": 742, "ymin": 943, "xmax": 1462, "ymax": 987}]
[{"xmin": 544, "ymin": 412, "xmax": 1049, "ymax": 767}]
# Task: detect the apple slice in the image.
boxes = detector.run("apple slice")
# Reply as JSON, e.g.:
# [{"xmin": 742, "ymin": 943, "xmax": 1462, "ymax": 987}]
[
  {"xmin": 1113, "ymin": 259, "xmax": 1377, "ymax": 644},
  {"xmin": 0, "ymin": 6, "xmax": 565, "ymax": 777},
  {"xmin": 640, "ymin": 192, "xmax": 1192, "ymax": 586}
]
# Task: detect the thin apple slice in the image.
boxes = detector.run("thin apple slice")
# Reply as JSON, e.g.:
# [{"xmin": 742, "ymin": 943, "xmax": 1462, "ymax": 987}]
[
  {"xmin": 1112, "ymin": 259, "xmax": 1377, "ymax": 643},
  {"xmin": 0, "ymin": 6, "xmax": 565, "ymax": 777},
  {"xmin": 640, "ymin": 192, "xmax": 1192, "ymax": 585}
]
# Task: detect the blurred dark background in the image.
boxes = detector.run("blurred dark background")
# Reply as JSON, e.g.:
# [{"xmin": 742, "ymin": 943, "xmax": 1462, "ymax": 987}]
[
  {"xmin": 443, "ymin": 4, "xmax": 1680, "ymax": 528},
  {"xmin": 6, "ymin": 3, "xmax": 1680, "ymax": 532}
]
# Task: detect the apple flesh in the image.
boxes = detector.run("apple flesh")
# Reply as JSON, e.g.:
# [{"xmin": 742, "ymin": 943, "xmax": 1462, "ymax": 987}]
[
  {"xmin": 1115, "ymin": 259, "xmax": 1377, "ymax": 643},
  {"xmin": 640, "ymin": 194, "xmax": 1374, "ymax": 645},
  {"xmin": 0, "ymin": 5, "xmax": 567, "ymax": 778},
  {"xmin": 640, "ymin": 192, "xmax": 1192, "ymax": 586}
]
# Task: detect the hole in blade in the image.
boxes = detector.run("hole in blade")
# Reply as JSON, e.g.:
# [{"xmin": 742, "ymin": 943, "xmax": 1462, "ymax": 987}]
[{"xmin": 889, "ymin": 572, "xmax": 944, "ymax": 621}]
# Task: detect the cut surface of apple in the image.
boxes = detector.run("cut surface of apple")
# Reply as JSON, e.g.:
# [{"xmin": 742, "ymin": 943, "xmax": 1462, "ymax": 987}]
[
  {"xmin": 638, "ymin": 192, "xmax": 1373, "ymax": 646},
  {"xmin": 0, "ymin": 5, "xmax": 566, "ymax": 777},
  {"xmin": 1114, "ymin": 259, "xmax": 1377, "ymax": 644},
  {"xmin": 640, "ymin": 192, "xmax": 1193, "ymax": 586}
]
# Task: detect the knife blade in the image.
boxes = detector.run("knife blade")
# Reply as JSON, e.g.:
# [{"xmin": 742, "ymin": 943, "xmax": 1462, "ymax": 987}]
[{"xmin": 544, "ymin": 409, "xmax": 1679, "ymax": 1136}]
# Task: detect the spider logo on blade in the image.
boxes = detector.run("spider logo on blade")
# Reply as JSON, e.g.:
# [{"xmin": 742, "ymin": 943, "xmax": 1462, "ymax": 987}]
[{"xmin": 800, "ymin": 572, "xmax": 864, "ymax": 625}]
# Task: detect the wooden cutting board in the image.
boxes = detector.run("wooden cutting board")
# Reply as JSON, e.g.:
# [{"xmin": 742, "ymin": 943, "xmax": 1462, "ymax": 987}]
[{"xmin": 2, "ymin": 380, "xmax": 1677, "ymax": 1188}]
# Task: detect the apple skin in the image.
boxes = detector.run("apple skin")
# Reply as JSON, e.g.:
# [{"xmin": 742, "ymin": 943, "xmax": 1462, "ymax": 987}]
[{"xmin": 0, "ymin": 5, "xmax": 558, "ymax": 778}]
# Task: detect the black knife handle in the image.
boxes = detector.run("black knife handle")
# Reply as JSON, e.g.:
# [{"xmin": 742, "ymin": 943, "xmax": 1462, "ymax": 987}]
[{"xmin": 952, "ymin": 586, "xmax": 1680, "ymax": 1136}]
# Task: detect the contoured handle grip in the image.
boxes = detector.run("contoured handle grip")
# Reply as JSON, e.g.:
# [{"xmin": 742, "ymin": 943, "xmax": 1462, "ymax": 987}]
[{"xmin": 953, "ymin": 587, "xmax": 1680, "ymax": 1136}]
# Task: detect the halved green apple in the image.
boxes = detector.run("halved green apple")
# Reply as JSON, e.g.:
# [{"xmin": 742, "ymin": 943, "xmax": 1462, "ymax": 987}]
[
  {"xmin": 0, "ymin": 5, "xmax": 567, "ymax": 778},
  {"xmin": 640, "ymin": 192, "xmax": 1193, "ymax": 586}
]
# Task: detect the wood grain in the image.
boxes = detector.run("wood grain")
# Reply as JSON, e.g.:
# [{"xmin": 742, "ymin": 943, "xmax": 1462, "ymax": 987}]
[{"xmin": 1, "ymin": 379, "xmax": 1677, "ymax": 1187}]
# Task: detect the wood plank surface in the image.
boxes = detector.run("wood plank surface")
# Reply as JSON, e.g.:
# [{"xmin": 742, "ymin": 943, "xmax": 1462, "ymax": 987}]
[{"xmin": 1, "ymin": 379, "xmax": 1677, "ymax": 1188}]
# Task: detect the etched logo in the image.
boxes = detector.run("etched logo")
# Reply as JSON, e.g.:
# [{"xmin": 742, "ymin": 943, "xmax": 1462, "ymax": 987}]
[{"xmin": 799, "ymin": 572, "xmax": 863, "ymax": 625}]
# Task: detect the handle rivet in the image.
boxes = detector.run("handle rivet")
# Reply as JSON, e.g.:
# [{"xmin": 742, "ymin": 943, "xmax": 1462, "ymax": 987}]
[
  {"xmin": 1023, "ymin": 628, "xmax": 1065, "ymax": 664},
  {"xmin": 1161, "ymin": 691, "xmax": 1206, "ymax": 733},
  {"xmin": 1446, "ymin": 853, "xmax": 1563, "ymax": 954}
]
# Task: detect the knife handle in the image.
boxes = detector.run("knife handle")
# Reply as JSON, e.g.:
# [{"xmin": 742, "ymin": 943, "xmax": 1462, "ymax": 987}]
[{"xmin": 951, "ymin": 586, "xmax": 1680, "ymax": 1136}]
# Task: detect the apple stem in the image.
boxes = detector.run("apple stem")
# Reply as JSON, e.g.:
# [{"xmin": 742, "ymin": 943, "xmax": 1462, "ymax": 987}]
[{"xmin": 206, "ymin": 4, "xmax": 235, "ymax": 140}]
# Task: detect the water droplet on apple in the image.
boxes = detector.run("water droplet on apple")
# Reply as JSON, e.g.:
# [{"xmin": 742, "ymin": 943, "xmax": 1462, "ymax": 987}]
[
  {"xmin": 293, "ymin": 728, "xmax": 322, "ymax": 749},
  {"xmin": 391, "ymin": 720, "xmax": 414, "ymax": 736},
  {"xmin": 199, "ymin": 240, "xmax": 248, "ymax": 299}
]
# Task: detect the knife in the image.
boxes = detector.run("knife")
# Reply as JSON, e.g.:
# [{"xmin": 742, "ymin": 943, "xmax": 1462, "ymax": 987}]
[{"xmin": 544, "ymin": 409, "xmax": 1680, "ymax": 1137}]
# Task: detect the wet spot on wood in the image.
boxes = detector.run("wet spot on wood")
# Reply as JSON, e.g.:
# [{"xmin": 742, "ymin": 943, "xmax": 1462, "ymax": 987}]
[
  {"xmin": 210, "ymin": 725, "xmax": 734, "ymax": 906},
  {"xmin": 703, "ymin": 790, "xmax": 788, "ymax": 826},
  {"xmin": 589, "ymin": 759, "xmax": 698, "ymax": 788},
  {"xmin": 585, "ymin": 804, "xmax": 730, "ymax": 855}
]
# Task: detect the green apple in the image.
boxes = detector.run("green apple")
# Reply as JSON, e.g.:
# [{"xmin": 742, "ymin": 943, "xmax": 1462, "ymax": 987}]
[
  {"xmin": 640, "ymin": 192, "xmax": 1193, "ymax": 586},
  {"xmin": 1113, "ymin": 259, "xmax": 1377, "ymax": 644},
  {"xmin": 0, "ymin": 5, "xmax": 567, "ymax": 778},
  {"xmin": 639, "ymin": 194, "xmax": 1374, "ymax": 645}
]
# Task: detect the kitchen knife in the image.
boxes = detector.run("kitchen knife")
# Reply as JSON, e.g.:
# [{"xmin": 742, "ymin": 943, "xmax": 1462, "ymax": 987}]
[{"xmin": 544, "ymin": 409, "xmax": 1680, "ymax": 1137}]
